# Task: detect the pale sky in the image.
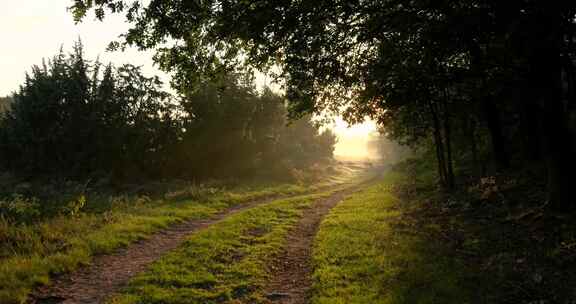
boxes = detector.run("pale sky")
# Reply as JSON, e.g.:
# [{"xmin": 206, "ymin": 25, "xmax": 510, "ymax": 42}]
[
  {"xmin": 0, "ymin": 0, "xmax": 377, "ymax": 159},
  {"xmin": 0, "ymin": 0, "xmax": 163, "ymax": 97}
]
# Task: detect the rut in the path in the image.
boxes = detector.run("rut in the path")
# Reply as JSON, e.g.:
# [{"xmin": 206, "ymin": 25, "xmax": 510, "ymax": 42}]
[
  {"xmin": 264, "ymin": 186, "xmax": 362, "ymax": 304},
  {"xmin": 32, "ymin": 193, "xmax": 316, "ymax": 304}
]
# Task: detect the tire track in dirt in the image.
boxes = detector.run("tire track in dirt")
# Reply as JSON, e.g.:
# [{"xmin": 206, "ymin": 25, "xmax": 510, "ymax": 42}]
[
  {"xmin": 31, "ymin": 189, "xmax": 334, "ymax": 304},
  {"xmin": 263, "ymin": 184, "xmax": 367, "ymax": 304}
]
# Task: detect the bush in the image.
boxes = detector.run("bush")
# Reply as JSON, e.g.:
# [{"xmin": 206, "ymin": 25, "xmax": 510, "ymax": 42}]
[{"xmin": 0, "ymin": 195, "xmax": 40, "ymax": 222}]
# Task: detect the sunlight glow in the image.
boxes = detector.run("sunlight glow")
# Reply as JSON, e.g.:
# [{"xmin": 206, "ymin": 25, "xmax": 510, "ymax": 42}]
[
  {"xmin": 332, "ymin": 117, "xmax": 379, "ymax": 161},
  {"xmin": 0, "ymin": 0, "xmax": 164, "ymax": 96}
]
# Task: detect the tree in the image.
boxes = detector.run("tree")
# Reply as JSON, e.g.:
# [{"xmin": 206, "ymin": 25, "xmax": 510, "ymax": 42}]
[
  {"xmin": 71, "ymin": 0, "xmax": 576, "ymax": 208},
  {"xmin": 0, "ymin": 39, "xmax": 336, "ymax": 183},
  {"xmin": 0, "ymin": 41, "xmax": 183, "ymax": 180},
  {"xmin": 0, "ymin": 96, "xmax": 11, "ymax": 114},
  {"xmin": 176, "ymin": 73, "xmax": 336, "ymax": 179}
]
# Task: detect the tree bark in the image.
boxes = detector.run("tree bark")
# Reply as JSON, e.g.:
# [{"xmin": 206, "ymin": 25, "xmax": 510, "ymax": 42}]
[
  {"xmin": 518, "ymin": 90, "xmax": 543, "ymax": 162},
  {"xmin": 529, "ymin": 8, "xmax": 576, "ymax": 211},
  {"xmin": 428, "ymin": 100, "xmax": 448, "ymax": 189},
  {"xmin": 465, "ymin": 118, "xmax": 481, "ymax": 176},
  {"xmin": 469, "ymin": 43, "xmax": 510, "ymax": 171},
  {"xmin": 481, "ymin": 96, "xmax": 510, "ymax": 170},
  {"xmin": 442, "ymin": 96, "xmax": 455, "ymax": 190},
  {"xmin": 536, "ymin": 53, "xmax": 575, "ymax": 211}
]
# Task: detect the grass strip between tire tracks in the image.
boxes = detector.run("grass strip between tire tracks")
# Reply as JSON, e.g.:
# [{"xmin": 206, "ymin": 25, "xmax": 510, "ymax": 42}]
[{"xmin": 107, "ymin": 190, "xmax": 339, "ymax": 304}]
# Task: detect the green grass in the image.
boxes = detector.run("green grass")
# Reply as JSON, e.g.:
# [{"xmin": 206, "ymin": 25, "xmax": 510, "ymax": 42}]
[
  {"xmin": 0, "ymin": 183, "xmax": 319, "ymax": 304},
  {"xmin": 311, "ymin": 171, "xmax": 474, "ymax": 304},
  {"xmin": 107, "ymin": 191, "xmax": 335, "ymax": 304},
  {"xmin": 0, "ymin": 161, "xmax": 371, "ymax": 303}
]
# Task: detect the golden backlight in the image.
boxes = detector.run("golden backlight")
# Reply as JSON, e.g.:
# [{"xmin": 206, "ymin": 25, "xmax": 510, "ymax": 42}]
[{"xmin": 332, "ymin": 117, "xmax": 379, "ymax": 161}]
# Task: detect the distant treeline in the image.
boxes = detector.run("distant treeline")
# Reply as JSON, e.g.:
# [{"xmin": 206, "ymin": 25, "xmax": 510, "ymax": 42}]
[{"xmin": 0, "ymin": 42, "xmax": 336, "ymax": 182}]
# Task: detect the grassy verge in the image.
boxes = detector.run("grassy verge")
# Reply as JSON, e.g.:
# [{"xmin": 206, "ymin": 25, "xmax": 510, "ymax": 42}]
[
  {"xmin": 107, "ymin": 191, "xmax": 336, "ymax": 304},
  {"xmin": 311, "ymin": 171, "xmax": 476, "ymax": 304},
  {"xmin": 0, "ymin": 182, "xmax": 319, "ymax": 304}
]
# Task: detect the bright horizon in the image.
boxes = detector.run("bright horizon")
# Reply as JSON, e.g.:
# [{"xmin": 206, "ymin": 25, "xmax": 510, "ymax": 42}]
[
  {"xmin": 332, "ymin": 118, "xmax": 379, "ymax": 160},
  {"xmin": 0, "ymin": 0, "xmax": 378, "ymax": 159}
]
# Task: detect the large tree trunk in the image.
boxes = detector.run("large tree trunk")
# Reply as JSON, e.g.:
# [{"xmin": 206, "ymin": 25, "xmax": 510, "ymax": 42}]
[
  {"xmin": 541, "ymin": 106, "xmax": 575, "ymax": 211},
  {"xmin": 469, "ymin": 43, "xmax": 511, "ymax": 171},
  {"xmin": 518, "ymin": 90, "xmax": 543, "ymax": 162},
  {"xmin": 530, "ymin": 8, "xmax": 576, "ymax": 211},
  {"xmin": 481, "ymin": 96, "xmax": 510, "ymax": 170},
  {"xmin": 428, "ymin": 100, "xmax": 448, "ymax": 189},
  {"xmin": 442, "ymin": 97, "xmax": 455, "ymax": 190},
  {"xmin": 537, "ymin": 55, "xmax": 575, "ymax": 211},
  {"xmin": 465, "ymin": 118, "xmax": 482, "ymax": 176}
]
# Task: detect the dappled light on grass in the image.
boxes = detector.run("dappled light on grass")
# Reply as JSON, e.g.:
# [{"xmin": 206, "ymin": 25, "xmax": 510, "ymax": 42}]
[
  {"xmin": 0, "ymin": 182, "xmax": 320, "ymax": 303},
  {"xmin": 0, "ymin": 161, "xmax": 364, "ymax": 303},
  {"xmin": 107, "ymin": 192, "xmax": 334, "ymax": 304},
  {"xmin": 312, "ymin": 172, "xmax": 474, "ymax": 304}
]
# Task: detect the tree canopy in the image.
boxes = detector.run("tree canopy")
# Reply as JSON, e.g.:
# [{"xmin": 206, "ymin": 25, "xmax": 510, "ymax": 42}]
[{"xmin": 70, "ymin": 0, "xmax": 576, "ymax": 208}]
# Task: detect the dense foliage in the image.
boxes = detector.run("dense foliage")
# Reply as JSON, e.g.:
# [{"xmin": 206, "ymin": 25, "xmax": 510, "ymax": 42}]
[
  {"xmin": 72, "ymin": 0, "xmax": 576, "ymax": 209},
  {"xmin": 0, "ymin": 42, "xmax": 335, "ymax": 182},
  {"xmin": 0, "ymin": 97, "xmax": 11, "ymax": 114},
  {"xmin": 176, "ymin": 75, "xmax": 336, "ymax": 179},
  {"xmin": 0, "ymin": 42, "xmax": 181, "ymax": 179}
]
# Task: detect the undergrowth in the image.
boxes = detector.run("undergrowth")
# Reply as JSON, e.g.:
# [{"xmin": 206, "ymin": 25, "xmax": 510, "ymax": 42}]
[
  {"xmin": 313, "ymin": 156, "xmax": 576, "ymax": 303},
  {"xmin": 394, "ymin": 156, "xmax": 576, "ymax": 303}
]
